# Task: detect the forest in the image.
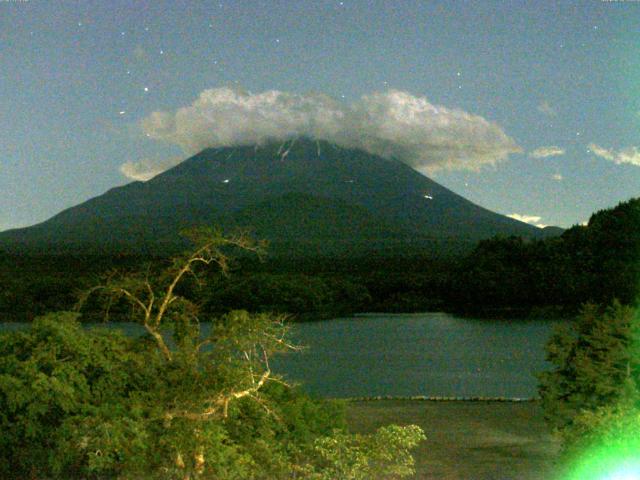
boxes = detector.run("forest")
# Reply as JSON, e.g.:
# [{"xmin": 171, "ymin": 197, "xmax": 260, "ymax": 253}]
[
  {"xmin": 0, "ymin": 199, "xmax": 638, "ymax": 478},
  {"xmin": 0, "ymin": 229, "xmax": 426, "ymax": 479},
  {"xmin": 1, "ymin": 197, "xmax": 637, "ymax": 323}
]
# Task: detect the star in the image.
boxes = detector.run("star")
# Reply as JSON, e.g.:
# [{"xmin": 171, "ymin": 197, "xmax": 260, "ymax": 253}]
[
  {"xmin": 160, "ymin": 49, "xmax": 164, "ymax": 55},
  {"xmin": 144, "ymin": 87, "xmax": 149, "ymax": 92},
  {"xmin": 456, "ymin": 71, "xmax": 461, "ymax": 76}
]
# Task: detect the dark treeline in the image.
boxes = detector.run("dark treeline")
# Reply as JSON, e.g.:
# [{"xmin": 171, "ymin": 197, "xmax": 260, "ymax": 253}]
[
  {"xmin": 0, "ymin": 254, "xmax": 159, "ymax": 322},
  {"xmin": 1, "ymin": 197, "xmax": 638, "ymax": 322},
  {"xmin": 0, "ymin": 252, "xmax": 451, "ymax": 321},
  {"xmin": 449, "ymin": 197, "xmax": 640, "ymax": 317}
]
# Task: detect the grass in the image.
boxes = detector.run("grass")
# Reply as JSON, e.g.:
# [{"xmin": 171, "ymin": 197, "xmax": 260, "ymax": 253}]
[{"xmin": 346, "ymin": 399, "xmax": 560, "ymax": 480}]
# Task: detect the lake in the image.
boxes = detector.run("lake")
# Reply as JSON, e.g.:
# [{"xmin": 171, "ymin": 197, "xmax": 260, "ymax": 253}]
[{"xmin": 0, "ymin": 312, "xmax": 561, "ymax": 399}]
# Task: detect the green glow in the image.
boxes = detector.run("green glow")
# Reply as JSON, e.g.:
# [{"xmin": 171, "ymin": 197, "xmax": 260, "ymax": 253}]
[
  {"xmin": 563, "ymin": 444, "xmax": 640, "ymax": 480},
  {"xmin": 558, "ymin": 308, "xmax": 640, "ymax": 480},
  {"xmin": 560, "ymin": 398, "xmax": 640, "ymax": 480},
  {"xmin": 603, "ymin": 464, "xmax": 640, "ymax": 480}
]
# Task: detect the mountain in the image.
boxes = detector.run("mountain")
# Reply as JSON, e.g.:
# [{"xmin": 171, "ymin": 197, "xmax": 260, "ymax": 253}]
[{"xmin": 0, "ymin": 138, "xmax": 560, "ymax": 256}]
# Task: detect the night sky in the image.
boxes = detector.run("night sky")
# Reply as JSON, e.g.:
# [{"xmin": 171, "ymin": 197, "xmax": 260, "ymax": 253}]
[{"xmin": 1, "ymin": 0, "xmax": 639, "ymax": 231}]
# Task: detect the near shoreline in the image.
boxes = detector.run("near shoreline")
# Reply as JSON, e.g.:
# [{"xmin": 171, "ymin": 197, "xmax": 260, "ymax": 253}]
[{"xmin": 347, "ymin": 399, "xmax": 560, "ymax": 480}]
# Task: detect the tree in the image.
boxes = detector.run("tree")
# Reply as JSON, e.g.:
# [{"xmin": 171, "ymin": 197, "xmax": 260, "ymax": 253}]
[
  {"xmin": 583, "ymin": 198, "xmax": 640, "ymax": 305},
  {"xmin": 0, "ymin": 227, "xmax": 425, "ymax": 479},
  {"xmin": 538, "ymin": 301, "xmax": 640, "ymax": 451},
  {"xmin": 0, "ymin": 312, "xmax": 153, "ymax": 478},
  {"xmin": 453, "ymin": 236, "xmax": 533, "ymax": 314},
  {"xmin": 557, "ymin": 384, "xmax": 640, "ymax": 474}
]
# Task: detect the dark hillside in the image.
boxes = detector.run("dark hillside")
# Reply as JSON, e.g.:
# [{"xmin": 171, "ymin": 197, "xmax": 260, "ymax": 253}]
[{"xmin": 0, "ymin": 139, "xmax": 553, "ymax": 255}]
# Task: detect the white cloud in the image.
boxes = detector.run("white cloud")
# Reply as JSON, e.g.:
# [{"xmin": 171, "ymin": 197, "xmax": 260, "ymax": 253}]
[
  {"xmin": 588, "ymin": 143, "xmax": 640, "ymax": 166},
  {"xmin": 587, "ymin": 143, "xmax": 615, "ymax": 161},
  {"xmin": 138, "ymin": 87, "xmax": 521, "ymax": 176},
  {"xmin": 537, "ymin": 101, "xmax": 556, "ymax": 117},
  {"xmin": 119, "ymin": 156, "xmax": 183, "ymax": 181},
  {"xmin": 507, "ymin": 213, "xmax": 547, "ymax": 228},
  {"xmin": 529, "ymin": 146, "xmax": 565, "ymax": 158}
]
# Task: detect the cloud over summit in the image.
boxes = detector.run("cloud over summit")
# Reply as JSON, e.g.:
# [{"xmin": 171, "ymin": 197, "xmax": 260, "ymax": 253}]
[
  {"xmin": 129, "ymin": 87, "xmax": 521, "ymax": 180},
  {"xmin": 141, "ymin": 88, "xmax": 345, "ymax": 154}
]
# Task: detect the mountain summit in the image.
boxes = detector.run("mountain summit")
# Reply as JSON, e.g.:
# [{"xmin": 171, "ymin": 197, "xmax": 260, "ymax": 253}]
[{"xmin": 0, "ymin": 139, "xmax": 556, "ymax": 256}]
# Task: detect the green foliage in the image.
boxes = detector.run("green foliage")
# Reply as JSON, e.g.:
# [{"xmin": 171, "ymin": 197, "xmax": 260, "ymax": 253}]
[
  {"xmin": 0, "ymin": 312, "xmax": 157, "ymax": 478},
  {"xmin": 560, "ymin": 384, "xmax": 640, "ymax": 458},
  {"xmin": 307, "ymin": 425, "xmax": 426, "ymax": 480},
  {"xmin": 553, "ymin": 384, "xmax": 640, "ymax": 480},
  {"xmin": 538, "ymin": 301, "xmax": 640, "ymax": 451},
  {"xmin": 0, "ymin": 230, "xmax": 424, "ymax": 479}
]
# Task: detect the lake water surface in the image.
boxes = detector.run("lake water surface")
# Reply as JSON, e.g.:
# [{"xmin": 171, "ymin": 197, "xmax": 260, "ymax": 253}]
[
  {"xmin": 0, "ymin": 312, "xmax": 561, "ymax": 399},
  {"xmin": 275, "ymin": 313, "xmax": 560, "ymax": 398}
]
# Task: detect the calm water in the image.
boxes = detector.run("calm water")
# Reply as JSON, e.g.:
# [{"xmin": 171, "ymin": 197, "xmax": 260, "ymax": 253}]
[{"xmin": 0, "ymin": 312, "xmax": 560, "ymax": 398}]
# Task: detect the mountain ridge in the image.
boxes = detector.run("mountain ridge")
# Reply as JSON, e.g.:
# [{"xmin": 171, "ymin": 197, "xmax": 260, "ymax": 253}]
[{"xmin": 0, "ymin": 138, "xmax": 560, "ymax": 256}]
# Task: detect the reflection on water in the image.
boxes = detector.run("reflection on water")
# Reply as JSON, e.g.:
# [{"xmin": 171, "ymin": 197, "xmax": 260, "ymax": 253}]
[{"xmin": 272, "ymin": 313, "xmax": 561, "ymax": 398}]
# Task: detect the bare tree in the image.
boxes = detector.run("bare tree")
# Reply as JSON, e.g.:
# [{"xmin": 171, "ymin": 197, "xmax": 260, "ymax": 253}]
[{"xmin": 77, "ymin": 227, "xmax": 300, "ymax": 478}]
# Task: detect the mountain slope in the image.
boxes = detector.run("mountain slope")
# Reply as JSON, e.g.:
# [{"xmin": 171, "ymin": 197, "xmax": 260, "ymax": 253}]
[{"xmin": 0, "ymin": 138, "xmax": 556, "ymax": 255}]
